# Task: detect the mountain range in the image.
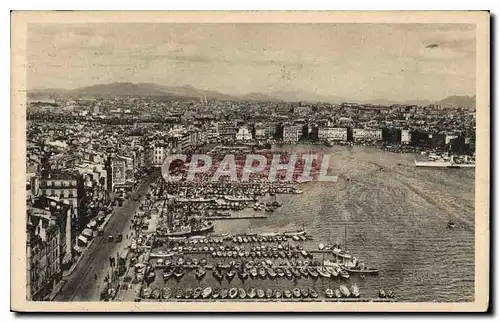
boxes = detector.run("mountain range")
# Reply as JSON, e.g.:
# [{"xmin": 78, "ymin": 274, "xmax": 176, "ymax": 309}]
[{"xmin": 28, "ymin": 82, "xmax": 476, "ymax": 109}]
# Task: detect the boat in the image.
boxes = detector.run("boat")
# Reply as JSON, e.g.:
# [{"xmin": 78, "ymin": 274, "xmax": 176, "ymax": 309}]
[
  {"xmin": 229, "ymin": 288, "xmax": 238, "ymax": 299},
  {"xmin": 162, "ymin": 287, "xmax": 172, "ymax": 299},
  {"xmin": 285, "ymin": 268, "xmax": 293, "ymax": 279},
  {"xmin": 238, "ymin": 270, "xmax": 249, "ymax": 280},
  {"xmin": 193, "ymin": 287, "xmax": 202, "ymax": 299},
  {"xmin": 195, "ymin": 267, "xmax": 206, "ymax": 279},
  {"xmin": 257, "ymin": 289, "xmax": 265, "ymax": 298},
  {"xmin": 318, "ymin": 243, "xmax": 325, "ymax": 250},
  {"xmin": 163, "ymin": 269, "xmax": 174, "ymax": 280},
  {"xmin": 213, "ymin": 270, "xmax": 224, "ymax": 281},
  {"xmin": 301, "ymin": 250, "xmax": 308, "ymax": 257},
  {"xmin": 291, "ymin": 268, "xmax": 301, "ymax": 279},
  {"xmin": 334, "ymin": 289, "xmax": 342, "ymax": 298},
  {"xmin": 300, "ymin": 267, "xmax": 309, "ymax": 278},
  {"xmin": 378, "ymin": 289, "xmax": 386, "ymax": 298},
  {"xmin": 339, "ymin": 270, "xmax": 350, "ymax": 279},
  {"xmin": 284, "ymin": 289, "xmax": 292, "ymax": 299},
  {"xmin": 275, "ymin": 289, "xmax": 283, "ymax": 299},
  {"xmin": 250, "ymin": 267, "xmax": 258, "ymax": 278},
  {"xmin": 447, "ymin": 220, "xmax": 456, "ymax": 229},
  {"xmin": 212, "ymin": 288, "xmax": 220, "ymax": 299},
  {"xmin": 184, "ymin": 288, "xmax": 193, "ymax": 299},
  {"xmin": 339, "ymin": 285, "xmax": 351, "ymax": 297},
  {"xmin": 265, "ymin": 288, "xmax": 273, "ymax": 298},
  {"xmin": 292, "ymin": 288, "xmax": 301, "ymax": 298},
  {"xmin": 226, "ymin": 270, "xmax": 236, "ymax": 281},
  {"xmin": 387, "ymin": 290, "xmax": 395, "ymax": 298},
  {"xmin": 309, "ymin": 289, "xmax": 318, "ymax": 298},
  {"xmin": 301, "ymin": 289, "xmax": 309, "ymax": 298},
  {"xmin": 258, "ymin": 267, "xmax": 267, "ymax": 278},
  {"xmin": 202, "ymin": 287, "xmax": 213, "ymax": 299},
  {"xmin": 220, "ymin": 288, "xmax": 228, "ymax": 299},
  {"xmin": 325, "ymin": 266, "xmax": 339, "ymax": 277},
  {"xmin": 174, "ymin": 268, "xmax": 185, "ymax": 279},
  {"xmin": 267, "ymin": 267, "xmax": 277, "ymax": 278},
  {"xmin": 345, "ymin": 267, "xmax": 379, "ymax": 275},
  {"xmin": 307, "ymin": 266, "xmax": 319, "ymax": 278},
  {"xmin": 351, "ymin": 284, "xmax": 360, "ymax": 298},
  {"xmin": 276, "ymin": 267, "xmax": 285, "ymax": 278},
  {"xmin": 317, "ymin": 267, "xmax": 331, "ymax": 278},
  {"xmin": 238, "ymin": 288, "xmax": 247, "ymax": 299},
  {"xmin": 292, "ymin": 235, "xmax": 300, "ymax": 241},
  {"xmin": 237, "ymin": 236, "xmax": 243, "ymax": 243},
  {"xmin": 247, "ymin": 288, "xmax": 256, "ymax": 299},
  {"xmin": 325, "ymin": 288, "xmax": 334, "ymax": 298},
  {"xmin": 284, "ymin": 230, "xmax": 306, "ymax": 237}
]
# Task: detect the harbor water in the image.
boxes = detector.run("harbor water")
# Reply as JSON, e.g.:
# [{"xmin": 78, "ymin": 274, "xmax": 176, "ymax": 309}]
[{"xmin": 213, "ymin": 145, "xmax": 475, "ymax": 302}]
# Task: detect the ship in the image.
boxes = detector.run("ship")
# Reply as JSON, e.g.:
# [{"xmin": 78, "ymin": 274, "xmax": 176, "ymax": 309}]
[{"xmin": 414, "ymin": 155, "xmax": 475, "ymax": 168}]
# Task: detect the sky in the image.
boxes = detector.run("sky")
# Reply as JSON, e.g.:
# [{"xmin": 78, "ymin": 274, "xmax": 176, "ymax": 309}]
[{"xmin": 27, "ymin": 23, "xmax": 476, "ymax": 101}]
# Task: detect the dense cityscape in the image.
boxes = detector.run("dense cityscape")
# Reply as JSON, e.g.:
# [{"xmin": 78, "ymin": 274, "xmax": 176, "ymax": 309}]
[{"xmin": 26, "ymin": 94, "xmax": 476, "ymax": 301}]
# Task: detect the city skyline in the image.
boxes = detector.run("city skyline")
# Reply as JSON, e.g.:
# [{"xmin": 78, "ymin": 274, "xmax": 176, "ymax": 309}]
[{"xmin": 27, "ymin": 23, "xmax": 476, "ymax": 102}]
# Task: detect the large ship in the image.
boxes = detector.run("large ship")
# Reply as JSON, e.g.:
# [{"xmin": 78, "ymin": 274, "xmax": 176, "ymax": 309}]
[{"xmin": 415, "ymin": 155, "xmax": 475, "ymax": 168}]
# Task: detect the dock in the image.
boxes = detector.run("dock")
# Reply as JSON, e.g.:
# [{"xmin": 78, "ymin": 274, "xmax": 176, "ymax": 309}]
[{"xmin": 207, "ymin": 215, "xmax": 268, "ymax": 220}]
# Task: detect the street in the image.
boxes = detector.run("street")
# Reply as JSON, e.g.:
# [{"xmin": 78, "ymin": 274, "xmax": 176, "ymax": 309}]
[{"xmin": 55, "ymin": 171, "xmax": 158, "ymax": 301}]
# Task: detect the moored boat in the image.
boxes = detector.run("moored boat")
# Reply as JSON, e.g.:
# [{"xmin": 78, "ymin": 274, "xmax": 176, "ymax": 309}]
[
  {"xmin": 229, "ymin": 288, "xmax": 238, "ymax": 299},
  {"xmin": 238, "ymin": 288, "xmax": 247, "ymax": 299},
  {"xmin": 307, "ymin": 266, "xmax": 319, "ymax": 278},
  {"xmin": 247, "ymin": 288, "xmax": 256, "ymax": 299},
  {"xmin": 317, "ymin": 266, "xmax": 331, "ymax": 278},
  {"xmin": 275, "ymin": 289, "xmax": 283, "ymax": 299},
  {"xmin": 257, "ymin": 289, "xmax": 265, "ymax": 298},
  {"xmin": 351, "ymin": 284, "xmax": 360, "ymax": 298},
  {"xmin": 202, "ymin": 287, "xmax": 212, "ymax": 299},
  {"xmin": 193, "ymin": 287, "xmax": 202, "ymax": 299},
  {"xmin": 220, "ymin": 288, "xmax": 228, "ymax": 299},
  {"xmin": 284, "ymin": 289, "xmax": 292, "ymax": 299},
  {"xmin": 301, "ymin": 288, "xmax": 309, "ymax": 298},
  {"xmin": 292, "ymin": 288, "xmax": 301, "ymax": 298},
  {"xmin": 339, "ymin": 285, "xmax": 351, "ymax": 297},
  {"xmin": 325, "ymin": 288, "xmax": 334, "ymax": 298},
  {"xmin": 334, "ymin": 289, "xmax": 342, "ymax": 298},
  {"xmin": 309, "ymin": 289, "xmax": 318, "ymax": 298},
  {"xmin": 162, "ymin": 287, "xmax": 172, "ymax": 299}
]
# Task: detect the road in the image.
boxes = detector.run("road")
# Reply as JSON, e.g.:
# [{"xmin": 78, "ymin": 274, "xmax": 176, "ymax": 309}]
[{"xmin": 55, "ymin": 171, "xmax": 158, "ymax": 301}]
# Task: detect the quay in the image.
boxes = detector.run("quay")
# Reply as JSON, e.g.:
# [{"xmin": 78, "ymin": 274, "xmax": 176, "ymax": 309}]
[
  {"xmin": 207, "ymin": 215, "xmax": 268, "ymax": 220},
  {"xmin": 140, "ymin": 298, "xmax": 396, "ymax": 303}
]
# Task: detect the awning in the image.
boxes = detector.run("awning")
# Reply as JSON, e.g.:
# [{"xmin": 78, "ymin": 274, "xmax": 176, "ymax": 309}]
[{"xmin": 78, "ymin": 235, "xmax": 88, "ymax": 244}]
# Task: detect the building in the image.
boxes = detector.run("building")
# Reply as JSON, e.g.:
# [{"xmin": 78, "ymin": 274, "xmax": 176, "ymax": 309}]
[
  {"xmin": 401, "ymin": 129, "xmax": 411, "ymax": 144},
  {"xmin": 283, "ymin": 125, "xmax": 302, "ymax": 144},
  {"xmin": 27, "ymin": 197, "xmax": 73, "ymax": 300},
  {"xmin": 318, "ymin": 127, "xmax": 348, "ymax": 142},
  {"xmin": 110, "ymin": 156, "xmax": 128, "ymax": 190},
  {"xmin": 39, "ymin": 171, "xmax": 78, "ymax": 215},
  {"xmin": 353, "ymin": 128, "xmax": 383, "ymax": 142},
  {"xmin": 236, "ymin": 125, "xmax": 253, "ymax": 141},
  {"xmin": 218, "ymin": 122, "xmax": 238, "ymax": 141}
]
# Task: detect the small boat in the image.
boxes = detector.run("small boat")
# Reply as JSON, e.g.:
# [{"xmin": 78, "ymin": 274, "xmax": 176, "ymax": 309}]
[
  {"xmin": 229, "ymin": 288, "xmax": 238, "ymax": 299},
  {"xmin": 276, "ymin": 267, "xmax": 285, "ymax": 278},
  {"xmin": 301, "ymin": 250, "xmax": 308, "ymax": 257},
  {"xmin": 301, "ymin": 288, "xmax": 309, "ymax": 298},
  {"xmin": 325, "ymin": 266, "xmax": 339, "ymax": 277},
  {"xmin": 174, "ymin": 268, "xmax": 185, "ymax": 279},
  {"xmin": 237, "ymin": 236, "xmax": 243, "ymax": 243},
  {"xmin": 258, "ymin": 267, "xmax": 267, "ymax": 278},
  {"xmin": 378, "ymin": 289, "xmax": 386, "ymax": 298},
  {"xmin": 284, "ymin": 229, "xmax": 306, "ymax": 237},
  {"xmin": 220, "ymin": 288, "xmax": 228, "ymax": 299},
  {"xmin": 318, "ymin": 243, "xmax": 325, "ymax": 250},
  {"xmin": 200, "ymin": 258, "xmax": 207, "ymax": 266},
  {"xmin": 226, "ymin": 270, "xmax": 236, "ymax": 281},
  {"xmin": 284, "ymin": 289, "xmax": 292, "ymax": 298},
  {"xmin": 243, "ymin": 237, "xmax": 248, "ymax": 243},
  {"xmin": 250, "ymin": 267, "xmax": 258, "ymax": 278},
  {"xmin": 300, "ymin": 267, "xmax": 309, "ymax": 278},
  {"xmin": 202, "ymin": 287, "xmax": 213, "ymax": 299},
  {"xmin": 292, "ymin": 288, "xmax": 301, "ymax": 298},
  {"xmin": 195, "ymin": 267, "xmax": 206, "ymax": 279},
  {"xmin": 339, "ymin": 270, "xmax": 350, "ymax": 279},
  {"xmin": 334, "ymin": 289, "xmax": 342, "ymax": 298},
  {"xmin": 447, "ymin": 221, "xmax": 456, "ymax": 229},
  {"xmin": 175, "ymin": 289, "xmax": 184, "ymax": 299},
  {"xmin": 351, "ymin": 284, "xmax": 360, "ymax": 298},
  {"xmin": 193, "ymin": 287, "xmax": 202, "ymax": 299},
  {"xmin": 309, "ymin": 289, "xmax": 318, "ymax": 298},
  {"xmin": 163, "ymin": 270, "xmax": 174, "ymax": 280},
  {"xmin": 213, "ymin": 270, "xmax": 224, "ymax": 281},
  {"xmin": 265, "ymin": 288, "xmax": 273, "ymax": 298},
  {"xmin": 267, "ymin": 267, "xmax": 277, "ymax": 278},
  {"xmin": 257, "ymin": 289, "xmax": 265, "ymax": 298},
  {"xmin": 299, "ymin": 235, "xmax": 306, "ymax": 241},
  {"xmin": 387, "ymin": 290, "xmax": 395, "ymax": 298},
  {"xmin": 184, "ymin": 288, "xmax": 193, "ymax": 299},
  {"xmin": 247, "ymin": 288, "xmax": 257, "ymax": 299},
  {"xmin": 325, "ymin": 288, "xmax": 334, "ymax": 298},
  {"xmin": 162, "ymin": 287, "xmax": 172, "ymax": 299},
  {"xmin": 291, "ymin": 268, "xmax": 301, "ymax": 279},
  {"xmin": 275, "ymin": 289, "xmax": 283, "ymax": 299},
  {"xmin": 307, "ymin": 266, "xmax": 319, "ymax": 278},
  {"xmin": 239, "ymin": 270, "xmax": 249, "ymax": 280},
  {"xmin": 238, "ymin": 288, "xmax": 247, "ymax": 299},
  {"xmin": 340, "ymin": 285, "xmax": 351, "ymax": 297},
  {"xmin": 212, "ymin": 288, "xmax": 220, "ymax": 299},
  {"xmin": 317, "ymin": 267, "xmax": 331, "ymax": 278}
]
